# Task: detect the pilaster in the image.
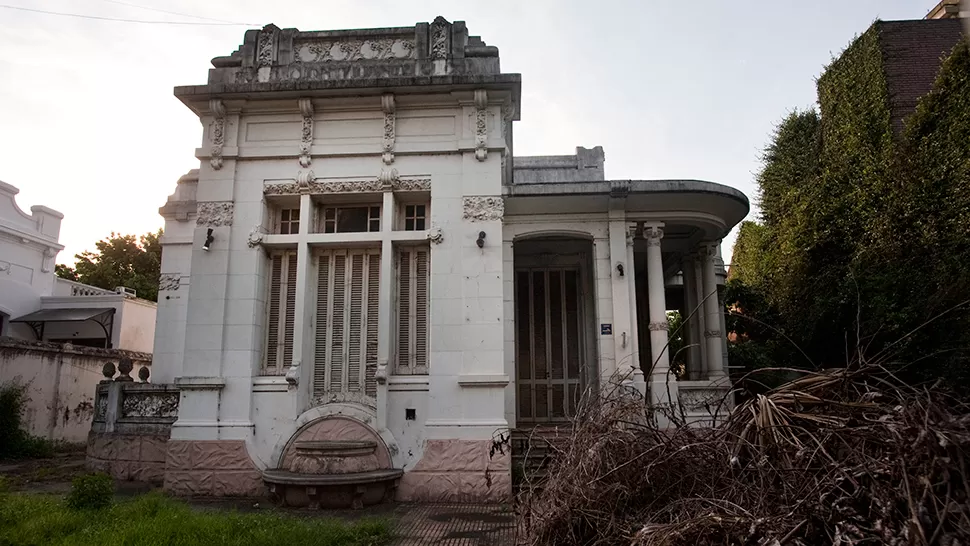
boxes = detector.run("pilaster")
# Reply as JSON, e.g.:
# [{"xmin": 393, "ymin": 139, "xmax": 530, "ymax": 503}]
[{"xmin": 699, "ymin": 242, "xmax": 726, "ymax": 379}]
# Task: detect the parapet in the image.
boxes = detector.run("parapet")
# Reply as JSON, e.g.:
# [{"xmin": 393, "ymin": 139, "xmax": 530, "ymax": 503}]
[{"xmin": 512, "ymin": 146, "xmax": 606, "ymax": 184}]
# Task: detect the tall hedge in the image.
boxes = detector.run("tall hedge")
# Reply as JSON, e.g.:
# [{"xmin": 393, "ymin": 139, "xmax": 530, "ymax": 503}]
[{"xmin": 730, "ymin": 26, "xmax": 970, "ymax": 384}]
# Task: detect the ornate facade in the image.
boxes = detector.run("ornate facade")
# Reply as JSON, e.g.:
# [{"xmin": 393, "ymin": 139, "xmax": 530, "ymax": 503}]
[{"xmin": 96, "ymin": 17, "xmax": 749, "ymax": 505}]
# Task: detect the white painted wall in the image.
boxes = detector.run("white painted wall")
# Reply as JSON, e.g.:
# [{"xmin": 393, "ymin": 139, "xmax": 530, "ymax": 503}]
[{"xmin": 0, "ymin": 180, "xmax": 63, "ymax": 338}]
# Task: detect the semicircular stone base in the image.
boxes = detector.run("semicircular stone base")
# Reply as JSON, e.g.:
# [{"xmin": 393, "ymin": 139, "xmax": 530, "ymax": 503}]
[{"xmin": 266, "ymin": 416, "xmax": 399, "ymax": 509}]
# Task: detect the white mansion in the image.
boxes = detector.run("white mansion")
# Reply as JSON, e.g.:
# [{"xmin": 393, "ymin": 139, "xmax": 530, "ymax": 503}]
[{"xmin": 112, "ymin": 18, "xmax": 748, "ymax": 505}]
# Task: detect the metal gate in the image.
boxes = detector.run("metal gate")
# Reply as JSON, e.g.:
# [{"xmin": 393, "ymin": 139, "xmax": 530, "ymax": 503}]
[{"xmin": 515, "ymin": 267, "xmax": 585, "ymax": 423}]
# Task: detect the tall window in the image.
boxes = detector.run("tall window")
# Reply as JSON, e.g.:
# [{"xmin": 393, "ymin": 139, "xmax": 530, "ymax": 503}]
[
  {"xmin": 312, "ymin": 249, "xmax": 380, "ymax": 401},
  {"xmin": 396, "ymin": 246, "xmax": 429, "ymax": 374},
  {"xmin": 264, "ymin": 251, "xmax": 297, "ymax": 375}
]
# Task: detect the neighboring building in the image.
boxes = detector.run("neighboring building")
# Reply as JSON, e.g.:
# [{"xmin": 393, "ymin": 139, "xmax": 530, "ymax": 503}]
[
  {"xmin": 89, "ymin": 18, "xmax": 748, "ymax": 505},
  {"xmin": 874, "ymin": 18, "xmax": 965, "ymax": 135},
  {"xmin": 0, "ymin": 181, "xmax": 157, "ymax": 352},
  {"xmin": 925, "ymin": 0, "xmax": 968, "ymax": 20},
  {"xmin": 1, "ymin": 180, "xmax": 156, "ymax": 443}
]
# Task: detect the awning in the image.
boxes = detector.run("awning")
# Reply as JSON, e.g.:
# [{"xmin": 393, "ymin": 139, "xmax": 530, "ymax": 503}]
[
  {"xmin": 11, "ymin": 308, "xmax": 115, "ymax": 348},
  {"xmin": 12, "ymin": 308, "xmax": 115, "ymax": 323}
]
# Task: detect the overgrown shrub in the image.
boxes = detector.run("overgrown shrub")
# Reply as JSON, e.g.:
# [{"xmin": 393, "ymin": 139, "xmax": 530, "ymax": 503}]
[
  {"xmin": 66, "ymin": 473, "xmax": 114, "ymax": 511},
  {"xmin": 0, "ymin": 382, "xmax": 55, "ymax": 460}
]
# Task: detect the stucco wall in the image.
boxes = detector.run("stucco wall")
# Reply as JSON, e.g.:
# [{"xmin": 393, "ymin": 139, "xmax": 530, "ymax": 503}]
[
  {"xmin": 119, "ymin": 299, "xmax": 157, "ymax": 353},
  {"xmin": 0, "ymin": 180, "xmax": 63, "ymax": 338},
  {"xmin": 0, "ymin": 338, "xmax": 151, "ymax": 443}
]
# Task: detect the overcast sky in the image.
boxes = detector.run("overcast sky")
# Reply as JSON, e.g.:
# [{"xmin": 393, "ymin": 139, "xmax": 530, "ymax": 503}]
[{"xmin": 0, "ymin": 0, "xmax": 939, "ymax": 265}]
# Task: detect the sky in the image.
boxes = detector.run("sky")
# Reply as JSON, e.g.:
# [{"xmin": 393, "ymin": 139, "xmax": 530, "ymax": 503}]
[{"xmin": 0, "ymin": 0, "xmax": 940, "ymax": 266}]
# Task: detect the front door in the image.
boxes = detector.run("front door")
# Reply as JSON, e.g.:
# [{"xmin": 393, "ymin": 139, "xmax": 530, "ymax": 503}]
[{"xmin": 515, "ymin": 267, "xmax": 585, "ymax": 424}]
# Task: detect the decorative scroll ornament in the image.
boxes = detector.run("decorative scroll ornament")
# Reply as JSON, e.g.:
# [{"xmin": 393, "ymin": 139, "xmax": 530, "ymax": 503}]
[
  {"xmin": 474, "ymin": 89, "xmax": 488, "ymax": 162},
  {"xmin": 293, "ymin": 37, "xmax": 415, "ymax": 63},
  {"xmin": 381, "ymin": 93, "xmax": 396, "ymax": 165},
  {"xmin": 462, "ymin": 196, "xmax": 504, "ymax": 222},
  {"xmin": 41, "ymin": 247, "xmax": 57, "ymax": 273},
  {"xmin": 158, "ymin": 273, "xmax": 181, "ymax": 291},
  {"xmin": 648, "ymin": 321, "xmax": 670, "ymax": 331},
  {"xmin": 196, "ymin": 201, "xmax": 234, "ymax": 226},
  {"xmin": 378, "ymin": 168, "xmax": 399, "ymax": 188},
  {"xmin": 247, "ymin": 225, "xmax": 266, "ymax": 248},
  {"xmin": 296, "ymin": 170, "xmax": 315, "ymax": 193},
  {"xmin": 285, "ymin": 361, "xmax": 300, "ymax": 385},
  {"xmin": 501, "ymin": 101, "xmax": 515, "ymax": 139},
  {"xmin": 430, "ymin": 16, "xmax": 449, "ymax": 59},
  {"xmin": 427, "ymin": 225, "xmax": 444, "ymax": 245},
  {"xmin": 209, "ymin": 99, "xmax": 226, "ymax": 170},
  {"xmin": 298, "ymin": 98, "xmax": 314, "ymax": 167},
  {"xmin": 394, "ymin": 178, "xmax": 431, "ymax": 192},
  {"xmin": 703, "ymin": 329, "xmax": 723, "ymax": 338}
]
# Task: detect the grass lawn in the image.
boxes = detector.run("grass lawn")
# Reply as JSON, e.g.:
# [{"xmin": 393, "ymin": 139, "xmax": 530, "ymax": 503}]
[{"xmin": 0, "ymin": 491, "xmax": 392, "ymax": 546}]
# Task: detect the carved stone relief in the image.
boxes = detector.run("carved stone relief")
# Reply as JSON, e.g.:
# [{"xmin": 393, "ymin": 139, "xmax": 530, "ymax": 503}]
[
  {"xmin": 196, "ymin": 202, "xmax": 234, "ymax": 227},
  {"xmin": 474, "ymin": 89, "xmax": 488, "ymax": 162},
  {"xmin": 382, "ymin": 94, "xmax": 396, "ymax": 165},
  {"xmin": 265, "ymin": 177, "xmax": 429, "ymax": 195},
  {"xmin": 298, "ymin": 98, "xmax": 314, "ymax": 167},
  {"xmin": 430, "ymin": 17, "xmax": 449, "ymax": 59},
  {"xmin": 679, "ymin": 388, "xmax": 727, "ymax": 413},
  {"xmin": 159, "ymin": 273, "xmax": 181, "ymax": 291},
  {"xmin": 256, "ymin": 24, "xmax": 279, "ymax": 82},
  {"xmin": 209, "ymin": 99, "xmax": 226, "ymax": 170},
  {"xmin": 294, "ymin": 38, "xmax": 415, "ymax": 63},
  {"xmin": 94, "ymin": 393, "xmax": 108, "ymax": 421},
  {"xmin": 648, "ymin": 321, "xmax": 670, "ymax": 331},
  {"xmin": 247, "ymin": 226, "xmax": 266, "ymax": 248},
  {"xmin": 121, "ymin": 391, "xmax": 179, "ymax": 419},
  {"xmin": 462, "ymin": 196, "xmax": 504, "ymax": 222}
]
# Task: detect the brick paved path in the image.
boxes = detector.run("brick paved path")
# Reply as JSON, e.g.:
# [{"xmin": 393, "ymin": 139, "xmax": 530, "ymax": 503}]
[{"xmin": 390, "ymin": 503, "xmax": 516, "ymax": 545}]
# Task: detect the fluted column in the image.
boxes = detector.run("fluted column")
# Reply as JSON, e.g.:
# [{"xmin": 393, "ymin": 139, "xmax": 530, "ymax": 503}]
[
  {"xmin": 644, "ymin": 223, "xmax": 674, "ymax": 407},
  {"xmin": 699, "ymin": 241, "xmax": 726, "ymax": 379}
]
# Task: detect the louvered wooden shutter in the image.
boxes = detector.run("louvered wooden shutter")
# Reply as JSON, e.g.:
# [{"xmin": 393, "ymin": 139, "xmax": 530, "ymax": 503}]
[
  {"xmin": 312, "ymin": 249, "xmax": 380, "ymax": 402},
  {"xmin": 396, "ymin": 247, "xmax": 429, "ymax": 374},
  {"xmin": 264, "ymin": 251, "xmax": 297, "ymax": 375}
]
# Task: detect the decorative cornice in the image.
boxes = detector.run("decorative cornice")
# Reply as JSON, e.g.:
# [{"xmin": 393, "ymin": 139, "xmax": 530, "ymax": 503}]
[
  {"xmin": 463, "ymin": 196, "xmax": 504, "ymax": 222},
  {"xmin": 196, "ymin": 201, "xmax": 234, "ymax": 227},
  {"xmin": 648, "ymin": 321, "xmax": 669, "ymax": 332},
  {"xmin": 298, "ymin": 98, "xmax": 314, "ymax": 168},
  {"xmin": 474, "ymin": 89, "xmax": 488, "ymax": 162},
  {"xmin": 209, "ymin": 99, "xmax": 226, "ymax": 170},
  {"xmin": 382, "ymin": 93, "xmax": 396, "ymax": 165},
  {"xmin": 264, "ymin": 177, "xmax": 430, "ymax": 196}
]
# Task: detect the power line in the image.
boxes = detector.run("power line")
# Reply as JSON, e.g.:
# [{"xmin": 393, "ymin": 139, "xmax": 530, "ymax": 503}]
[
  {"xmin": 93, "ymin": 0, "xmax": 256, "ymax": 25},
  {"xmin": 0, "ymin": 4, "xmax": 251, "ymax": 25}
]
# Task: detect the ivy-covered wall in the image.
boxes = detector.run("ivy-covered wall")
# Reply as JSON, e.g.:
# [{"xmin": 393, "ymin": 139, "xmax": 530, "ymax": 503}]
[{"xmin": 730, "ymin": 22, "xmax": 970, "ymax": 385}]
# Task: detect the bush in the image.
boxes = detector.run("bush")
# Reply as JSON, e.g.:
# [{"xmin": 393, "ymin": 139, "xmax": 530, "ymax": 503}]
[
  {"xmin": 0, "ymin": 382, "xmax": 55, "ymax": 460},
  {"xmin": 66, "ymin": 473, "xmax": 114, "ymax": 511}
]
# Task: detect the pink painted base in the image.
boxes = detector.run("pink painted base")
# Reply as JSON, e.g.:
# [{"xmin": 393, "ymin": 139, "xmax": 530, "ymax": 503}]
[
  {"xmin": 397, "ymin": 440, "xmax": 511, "ymax": 503},
  {"xmin": 87, "ymin": 432, "xmax": 168, "ymax": 483},
  {"xmin": 164, "ymin": 440, "xmax": 265, "ymax": 497}
]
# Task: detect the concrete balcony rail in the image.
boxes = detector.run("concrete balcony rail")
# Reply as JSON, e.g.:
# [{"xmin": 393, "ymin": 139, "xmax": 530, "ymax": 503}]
[
  {"xmin": 87, "ymin": 369, "xmax": 179, "ymax": 483},
  {"xmin": 54, "ymin": 278, "xmax": 117, "ymax": 297}
]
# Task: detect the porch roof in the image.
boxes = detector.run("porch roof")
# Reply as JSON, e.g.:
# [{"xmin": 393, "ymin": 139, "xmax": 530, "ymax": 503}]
[{"xmin": 503, "ymin": 179, "xmax": 750, "ymax": 240}]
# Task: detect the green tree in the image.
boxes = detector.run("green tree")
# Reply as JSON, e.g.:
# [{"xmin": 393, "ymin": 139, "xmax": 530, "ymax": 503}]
[{"xmin": 56, "ymin": 230, "xmax": 162, "ymax": 302}]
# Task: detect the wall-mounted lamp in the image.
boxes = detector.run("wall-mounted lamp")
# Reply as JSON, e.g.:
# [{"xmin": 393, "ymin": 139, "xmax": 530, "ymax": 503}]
[
  {"xmin": 202, "ymin": 228, "xmax": 214, "ymax": 251},
  {"xmin": 616, "ymin": 263, "xmax": 625, "ymax": 277},
  {"xmin": 476, "ymin": 231, "xmax": 486, "ymax": 248}
]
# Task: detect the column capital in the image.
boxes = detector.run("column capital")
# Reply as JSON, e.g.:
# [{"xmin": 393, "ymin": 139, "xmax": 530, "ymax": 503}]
[
  {"xmin": 697, "ymin": 241, "xmax": 719, "ymax": 260},
  {"xmin": 644, "ymin": 223, "xmax": 664, "ymax": 247}
]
